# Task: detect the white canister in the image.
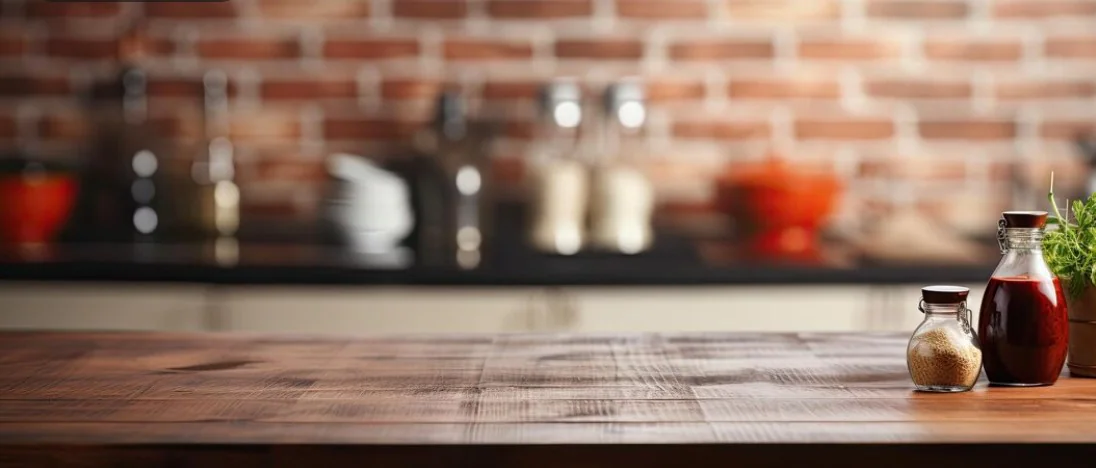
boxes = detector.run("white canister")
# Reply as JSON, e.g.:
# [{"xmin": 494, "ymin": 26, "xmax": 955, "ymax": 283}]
[
  {"xmin": 587, "ymin": 164, "xmax": 654, "ymax": 254},
  {"xmin": 530, "ymin": 159, "xmax": 589, "ymax": 255}
]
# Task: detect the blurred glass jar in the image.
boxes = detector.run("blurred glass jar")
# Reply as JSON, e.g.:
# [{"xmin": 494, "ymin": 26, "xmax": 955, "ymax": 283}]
[{"xmin": 907, "ymin": 286, "xmax": 982, "ymax": 393}]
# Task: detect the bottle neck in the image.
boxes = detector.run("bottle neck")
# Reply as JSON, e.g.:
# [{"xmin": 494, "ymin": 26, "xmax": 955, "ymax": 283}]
[
  {"xmin": 1003, "ymin": 228, "xmax": 1044, "ymax": 252},
  {"xmin": 922, "ymin": 303, "xmax": 962, "ymax": 316},
  {"xmin": 921, "ymin": 301, "xmax": 974, "ymax": 332}
]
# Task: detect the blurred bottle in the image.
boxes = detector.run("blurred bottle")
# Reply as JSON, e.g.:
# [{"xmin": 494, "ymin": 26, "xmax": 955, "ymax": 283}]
[
  {"xmin": 79, "ymin": 65, "xmax": 168, "ymax": 242},
  {"xmin": 71, "ymin": 26, "xmax": 200, "ymax": 243},
  {"xmin": 529, "ymin": 80, "xmax": 588, "ymax": 255},
  {"xmin": 389, "ymin": 91, "xmax": 491, "ymax": 268},
  {"xmin": 192, "ymin": 70, "xmax": 240, "ymax": 240},
  {"xmin": 588, "ymin": 80, "xmax": 654, "ymax": 254}
]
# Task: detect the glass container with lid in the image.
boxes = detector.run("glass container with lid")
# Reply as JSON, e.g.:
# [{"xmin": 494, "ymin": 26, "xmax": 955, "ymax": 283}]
[
  {"xmin": 587, "ymin": 80, "xmax": 654, "ymax": 254},
  {"xmin": 978, "ymin": 211, "xmax": 1069, "ymax": 386},
  {"xmin": 529, "ymin": 80, "xmax": 588, "ymax": 255},
  {"xmin": 907, "ymin": 285, "xmax": 982, "ymax": 392}
]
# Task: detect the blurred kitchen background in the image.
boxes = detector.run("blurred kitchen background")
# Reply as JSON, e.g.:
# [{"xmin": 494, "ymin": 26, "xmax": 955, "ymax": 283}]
[{"xmin": 1, "ymin": 0, "xmax": 1094, "ymax": 334}]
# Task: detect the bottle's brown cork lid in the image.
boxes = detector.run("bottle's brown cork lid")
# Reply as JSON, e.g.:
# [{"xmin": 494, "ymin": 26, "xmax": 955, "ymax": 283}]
[
  {"xmin": 922, "ymin": 285, "xmax": 970, "ymax": 304},
  {"xmin": 1001, "ymin": 211, "xmax": 1048, "ymax": 229}
]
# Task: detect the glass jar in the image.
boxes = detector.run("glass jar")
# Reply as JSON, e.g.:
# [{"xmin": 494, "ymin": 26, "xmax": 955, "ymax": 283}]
[
  {"xmin": 978, "ymin": 211, "xmax": 1069, "ymax": 386},
  {"xmin": 907, "ymin": 286, "xmax": 982, "ymax": 392}
]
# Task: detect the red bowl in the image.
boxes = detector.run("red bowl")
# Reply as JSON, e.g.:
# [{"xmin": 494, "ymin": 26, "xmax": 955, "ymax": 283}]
[
  {"xmin": 714, "ymin": 159, "xmax": 842, "ymax": 258},
  {"xmin": 0, "ymin": 175, "xmax": 79, "ymax": 244}
]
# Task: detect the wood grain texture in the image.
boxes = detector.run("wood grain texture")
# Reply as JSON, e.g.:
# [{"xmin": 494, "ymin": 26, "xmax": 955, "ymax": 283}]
[{"xmin": 2, "ymin": 332, "xmax": 1096, "ymax": 466}]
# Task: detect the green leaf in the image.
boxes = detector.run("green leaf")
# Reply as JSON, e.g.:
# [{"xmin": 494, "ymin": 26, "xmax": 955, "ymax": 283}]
[
  {"xmin": 1074, "ymin": 200, "xmax": 1090, "ymax": 226},
  {"xmin": 1043, "ymin": 175, "xmax": 1096, "ymax": 299}
]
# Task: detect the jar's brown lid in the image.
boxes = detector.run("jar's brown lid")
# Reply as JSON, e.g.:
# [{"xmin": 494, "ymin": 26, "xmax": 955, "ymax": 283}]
[
  {"xmin": 922, "ymin": 285, "xmax": 970, "ymax": 304},
  {"xmin": 1002, "ymin": 211, "xmax": 1048, "ymax": 228}
]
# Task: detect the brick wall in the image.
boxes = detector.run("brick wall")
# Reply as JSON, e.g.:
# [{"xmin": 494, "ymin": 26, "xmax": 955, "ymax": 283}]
[{"xmin": 1, "ymin": 0, "xmax": 1094, "ymax": 226}]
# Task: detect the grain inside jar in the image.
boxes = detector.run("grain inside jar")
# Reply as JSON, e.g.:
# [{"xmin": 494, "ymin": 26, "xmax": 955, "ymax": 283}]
[{"xmin": 908, "ymin": 327, "xmax": 982, "ymax": 388}]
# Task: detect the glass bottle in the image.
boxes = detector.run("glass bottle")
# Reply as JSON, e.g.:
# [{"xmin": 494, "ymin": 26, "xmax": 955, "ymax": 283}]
[
  {"xmin": 529, "ymin": 80, "xmax": 588, "ymax": 255},
  {"xmin": 908, "ymin": 286, "xmax": 982, "ymax": 392},
  {"xmin": 198, "ymin": 69, "xmax": 239, "ymax": 240},
  {"xmin": 979, "ymin": 211, "xmax": 1069, "ymax": 386},
  {"xmin": 588, "ymin": 80, "xmax": 654, "ymax": 254},
  {"xmin": 88, "ymin": 65, "xmax": 166, "ymax": 242},
  {"xmin": 398, "ymin": 91, "xmax": 491, "ymax": 270}
]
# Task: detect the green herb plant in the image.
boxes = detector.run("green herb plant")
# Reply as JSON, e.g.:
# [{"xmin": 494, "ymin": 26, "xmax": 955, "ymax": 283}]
[{"xmin": 1044, "ymin": 173, "xmax": 1096, "ymax": 299}]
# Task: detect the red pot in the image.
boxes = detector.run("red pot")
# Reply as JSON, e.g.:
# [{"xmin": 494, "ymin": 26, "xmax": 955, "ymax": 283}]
[
  {"xmin": 0, "ymin": 175, "xmax": 78, "ymax": 244},
  {"xmin": 714, "ymin": 158, "xmax": 842, "ymax": 259}
]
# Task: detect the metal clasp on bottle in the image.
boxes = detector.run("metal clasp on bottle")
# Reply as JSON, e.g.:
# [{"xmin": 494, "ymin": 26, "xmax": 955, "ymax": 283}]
[
  {"xmin": 918, "ymin": 299, "xmax": 974, "ymax": 333},
  {"xmin": 996, "ymin": 217, "xmax": 1008, "ymax": 254}
]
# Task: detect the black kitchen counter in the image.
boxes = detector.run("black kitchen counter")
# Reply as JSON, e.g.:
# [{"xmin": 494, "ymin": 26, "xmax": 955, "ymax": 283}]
[
  {"xmin": 0, "ymin": 240, "xmax": 996, "ymax": 286},
  {"xmin": 0, "ymin": 203, "xmax": 998, "ymax": 286}
]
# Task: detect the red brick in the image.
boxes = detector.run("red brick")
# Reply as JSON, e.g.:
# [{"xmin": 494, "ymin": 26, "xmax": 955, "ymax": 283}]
[
  {"xmin": 555, "ymin": 40, "xmax": 644, "ymax": 59},
  {"xmin": 0, "ymin": 75, "xmax": 70, "ymax": 96},
  {"xmin": 262, "ymin": 79, "xmax": 358, "ymax": 100},
  {"xmin": 45, "ymin": 37, "xmax": 117, "ymax": 59},
  {"xmin": 230, "ymin": 112, "xmax": 301, "ymax": 140},
  {"xmin": 795, "ymin": 119, "xmax": 894, "ymax": 140},
  {"xmin": 863, "ymin": 79, "xmax": 972, "ymax": 98},
  {"xmin": 145, "ymin": 2, "xmax": 237, "ymax": 18},
  {"xmin": 500, "ymin": 120, "xmax": 536, "ymax": 139},
  {"xmin": 133, "ymin": 37, "xmax": 175, "ymax": 57},
  {"xmin": 857, "ymin": 159, "xmax": 889, "ymax": 177},
  {"xmin": 253, "ymin": 159, "xmax": 327, "ymax": 183},
  {"xmin": 997, "ymin": 81, "xmax": 1096, "ymax": 99},
  {"xmin": 0, "ymin": 35, "xmax": 25, "ymax": 57},
  {"xmin": 728, "ymin": 79, "xmax": 840, "ymax": 99},
  {"xmin": 866, "ymin": 1, "xmax": 968, "ymax": 18},
  {"xmin": 919, "ymin": 121, "xmax": 1016, "ymax": 140},
  {"xmin": 1041, "ymin": 121, "xmax": 1096, "ymax": 139},
  {"xmin": 381, "ymin": 79, "xmax": 444, "ymax": 100},
  {"xmin": 26, "ymin": 1, "xmax": 121, "ymax": 17},
  {"xmin": 488, "ymin": 0, "xmax": 593, "ymax": 18},
  {"xmin": 393, "ymin": 0, "xmax": 467, "ymax": 18},
  {"xmin": 38, "ymin": 114, "xmax": 89, "ymax": 141},
  {"xmin": 444, "ymin": 39, "xmax": 534, "ymax": 60},
  {"xmin": 482, "ymin": 81, "xmax": 541, "ymax": 100},
  {"xmin": 720, "ymin": 0, "xmax": 840, "ymax": 19},
  {"xmin": 257, "ymin": 0, "xmax": 370, "ymax": 18},
  {"xmin": 995, "ymin": 1, "xmax": 1096, "ymax": 18},
  {"xmin": 151, "ymin": 116, "xmax": 203, "ymax": 140},
  {"xmin": 669, "ymin": 40, "xmax": 773, "ymax": 60},
  {"xmin": 647, "ymin": 80, "xmax": 706, "ymax": 101},
  {"xmin": 673, "ymin": 121, "xmax": 770, "ymax": 140},
  {"xmin": 1046, "ymin": 38, "xmax": 1096, "ymax": 58},
  {"xmin": 924, "ymin": 40, "xmax": 1023, "ymax": 61},
  {"xmin": 324, "ymin": 118, "xmax": 426, "ymax": 140},
  {"xmin": 615, "ymin": 1, "xmax": 708, "ymax": 19},
  {"xmin": 197, "ymin": 38, "xmax": 299, "ymax": 60},
  {"xmin": 147, "ymin": 78, "xmax": 239, "ymax": 99},
  {"xmin": 858, "ymin": 157, "xmax": 967, "ymax": 180},
  {"xmin": 324, "ymin": 39, "xmax": 419, "ymax": 59},
  {"xmin": 799, "ymin": 39, "xmax": 902, "ymax": 60}
]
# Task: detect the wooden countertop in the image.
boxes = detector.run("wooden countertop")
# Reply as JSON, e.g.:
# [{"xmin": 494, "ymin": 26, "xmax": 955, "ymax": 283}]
[{"xmin": 3, "ymin": 332, "xmax": 1096, "ymax": 466}]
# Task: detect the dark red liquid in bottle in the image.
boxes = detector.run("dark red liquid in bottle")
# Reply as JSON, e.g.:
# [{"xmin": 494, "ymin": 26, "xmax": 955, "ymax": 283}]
[{"xmin": 978, "ymin": 276, "xmax": 1069, "ymax": 386}]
